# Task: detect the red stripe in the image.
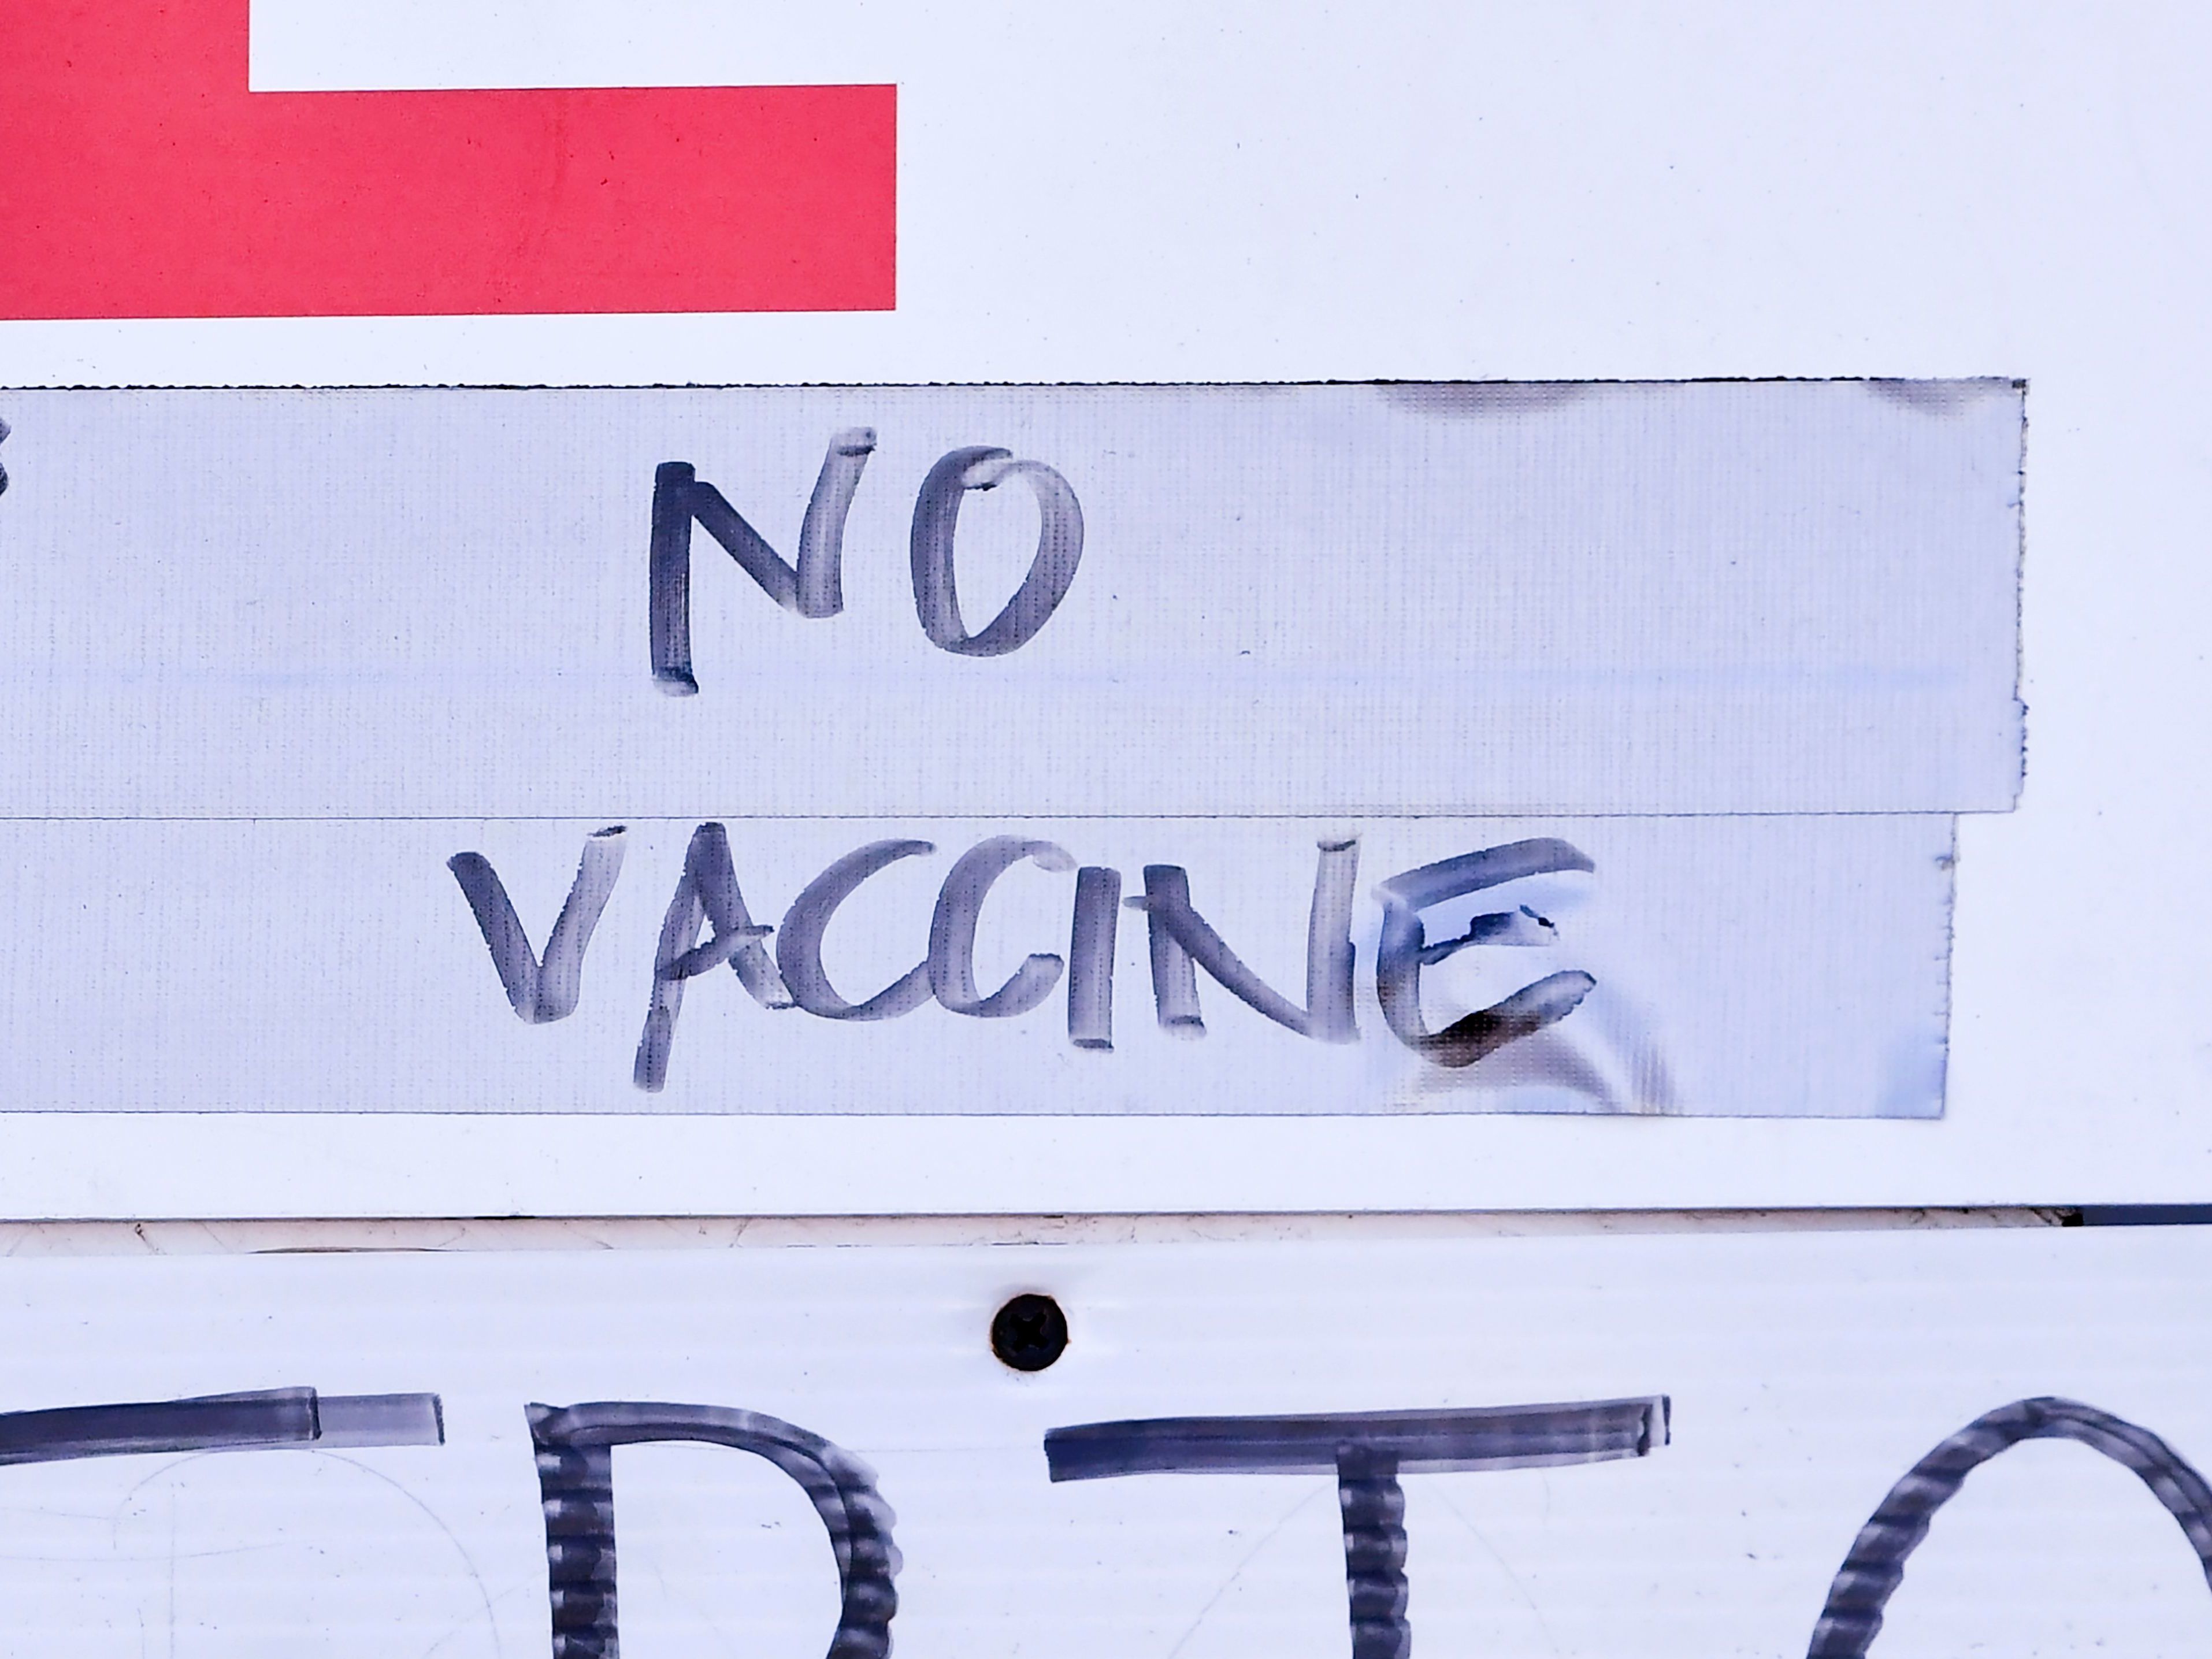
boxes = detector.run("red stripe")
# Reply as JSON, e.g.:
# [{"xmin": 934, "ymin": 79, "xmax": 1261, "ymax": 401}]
[{"xmin": 1, "ymin": 0, "xmax": 895, "ymax": 317}]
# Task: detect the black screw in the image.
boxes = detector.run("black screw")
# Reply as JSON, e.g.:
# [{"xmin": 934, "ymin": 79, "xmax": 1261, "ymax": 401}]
[{"xmin": 991, "ymin": 1293, "xmax": 1070, "ymax": 1372}]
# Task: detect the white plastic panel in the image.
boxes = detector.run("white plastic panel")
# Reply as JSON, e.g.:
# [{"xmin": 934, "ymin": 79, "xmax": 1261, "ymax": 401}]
[{"xmin": 0, "ymin": 1227, "xmax": 2202, "ymax": 1657}]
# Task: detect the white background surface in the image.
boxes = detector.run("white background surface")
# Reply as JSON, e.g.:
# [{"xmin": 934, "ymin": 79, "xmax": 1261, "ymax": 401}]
[
  {"xmin": 0, "ymin": 2, "xmax": 2206, "ymax": 1213},
  {"xmin": 0, "ymin": 1226, "xmax": 2204, "ymax": 1657}
]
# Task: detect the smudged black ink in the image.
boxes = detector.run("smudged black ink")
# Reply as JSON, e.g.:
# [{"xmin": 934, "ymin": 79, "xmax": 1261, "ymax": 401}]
[
  {"xmin": 1066, "ymin": 866, "xmax": 1122, "ymax": 1050},
  {"xmin": 0, "ymin": 1387, "xmax": 443, "ymax": 1466},
  {"xmin": 635, "ymin": 822, "xmax": 795, "ymax": 1093},
  {"xmin": 1374, "ymin": 838, "xmax": 1595, "ymax": 1067},
  {"xmin": 529, "ymin": 1401, "xmax": 899, "ymax": 1659},
  {"xmin": 1128, "ymin": 839, "xmax": 1359, "ymax": 1041},
  {"xmin": 1373, "ymin": 383, "xmax": 1593, "ymax": 419},
  {"xmin": 1046, "ymin": 1398, "xmax": 1668, "ymax": 1659},
  {"xmin": 778, "ymin": 840, "xmax": 938, "ymax": 1020},
  {"xmin": 1416, "ymin": 904, "xmax": 1555, "ymax": 966},
  {"xmin": 1806, "ymin": 1397, "xmax": 2212, "ymax": 1658},
  {"xmin": 650, "ymin": 429, "xmax": 875, "ymax": 695},
  {"xmin": 450, "ymin": 827, "xmax": 627, "ymax": 1025},
  {"xmin": 910, "ymin": 446, "xmax": 1084, "ymax": 657},
  {"xmin": 1865, "ymin": 378, "xmax": 2011, "ymax": 417},
  {"xmin": 928, "ymin": 836, "xmax": 1075, "ymax": 1018}
]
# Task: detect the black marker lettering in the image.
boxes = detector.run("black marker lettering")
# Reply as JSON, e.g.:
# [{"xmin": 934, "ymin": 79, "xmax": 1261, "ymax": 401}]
[
  {"xmin": 928, "ymin": 836, "xmax": 1075, "ymax": 1018},
  {"xmin": 650, "ymin": 428, "xmax": 877, "ymax": 694},
  {"xmin": 1807, "ymin": 1398, "xmax": 2212, "ymax": 1659},
  {"xmin": 449, "ymin": 827, "xmax": 628, "ymax": 1025},
  {"xmin": 635, "ymin": 822, "xmax": 795, "ymax": 1092},
  {"xmin": 1046, "ymin": 1397, "xmax": 1668, "ymax": 1659},
  {"xmin": 0, "ymin": 1386, "xmax": 443, "ymax": 1465},
  {"xmin": 910, "ymin": 446, "xmax": 1084, "ymax": 657},
  {"xmin": 529, "ymin": 1401, "xmax": 899, "ymax": 1659},
  {"xmin": 779, "ymin": 840, "xmax": 938, "ymax": 1020},
  {"xmin": 1131, "ymin": 839, "xmax": 1359, "ymax": 1041},
  {"xmin": 1372, "ymin": 838, "xmax": 1597, "ymax": 1067},
  {"xmin": 1066, "ymin": 866, "xmax": 1122, "ymax": 1050}
]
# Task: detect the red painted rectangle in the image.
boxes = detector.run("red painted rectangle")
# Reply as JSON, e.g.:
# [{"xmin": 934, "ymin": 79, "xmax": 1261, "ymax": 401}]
[{"xmin": 1, "ymin": 0, "xmax": 895, "ymax": 317}]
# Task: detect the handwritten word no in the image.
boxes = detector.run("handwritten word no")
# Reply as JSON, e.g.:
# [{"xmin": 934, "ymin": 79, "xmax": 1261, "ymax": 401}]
[{"xmin": 651, "ymin": 431, "xmax": 1085, "ymax": 693}]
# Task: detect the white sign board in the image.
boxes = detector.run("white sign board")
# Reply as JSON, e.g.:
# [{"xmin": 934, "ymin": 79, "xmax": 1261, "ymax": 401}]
[
  {"xmin": 0, "ymin": 1226, "xmax": 2203, "ymax": 1657},
  {"xmin": 6, "ymin": 2, "xmax": 2204, "ymax": 1215}
]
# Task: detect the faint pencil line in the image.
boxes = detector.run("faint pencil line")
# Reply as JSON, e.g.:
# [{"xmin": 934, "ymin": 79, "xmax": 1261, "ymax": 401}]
[{"xmin": 1163, "ymin": 1483, "xmax": 1331, "ymax": 1659}]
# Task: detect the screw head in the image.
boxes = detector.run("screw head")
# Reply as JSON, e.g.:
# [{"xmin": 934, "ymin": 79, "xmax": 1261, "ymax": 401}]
[{"xmin": 990, "ymin": 1293, "xmax": 1070, "ymax": 1372}]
